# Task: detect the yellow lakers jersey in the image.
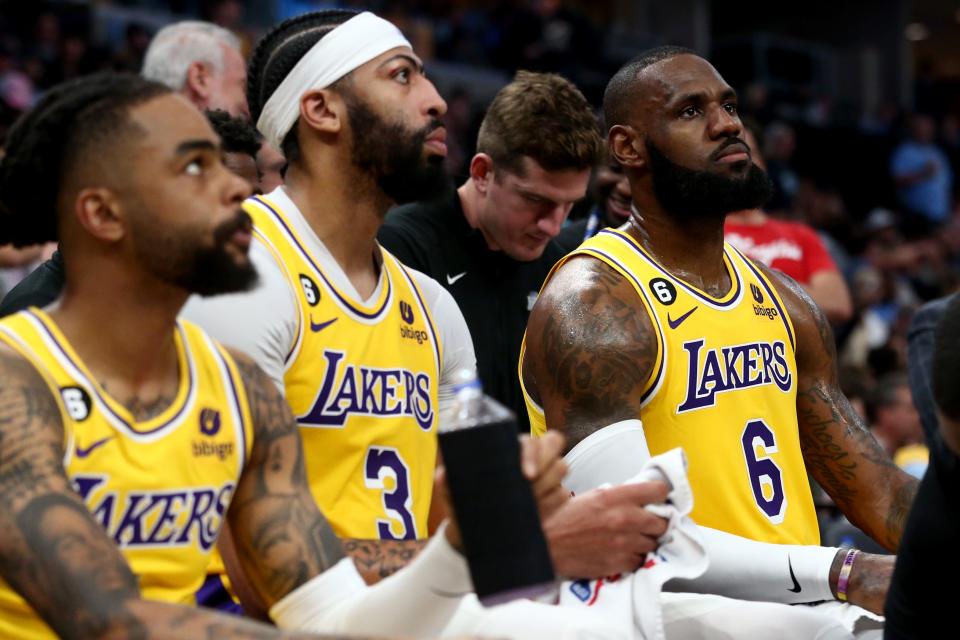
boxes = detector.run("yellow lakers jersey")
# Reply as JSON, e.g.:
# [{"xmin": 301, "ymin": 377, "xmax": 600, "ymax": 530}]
[
  {"xmin": 0, "ymin": 309, "xmax": 254, "ymax": 639},
  {"xmin": 245, "ymin": 195, "xmax": 441, "ymax": 540},
  {"xmin": 523, "ymin": 229, "xmax": 818, "ymax": 545}
]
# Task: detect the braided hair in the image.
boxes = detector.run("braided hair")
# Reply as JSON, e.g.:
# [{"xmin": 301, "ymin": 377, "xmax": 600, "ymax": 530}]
[
  {"xmin": 0, "ymin": 72, "xmax": 170, "ymax": 247},
  {"xmin": 246, "ymin": 9, "xmax": 358, "ymax": 162}
]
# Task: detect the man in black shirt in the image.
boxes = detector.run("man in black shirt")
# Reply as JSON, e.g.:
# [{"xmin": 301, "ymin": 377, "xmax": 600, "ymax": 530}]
[
  {"xmin": 886, "ymin": 293, "xmax": 960, "ymax": 637},
  {"xmin": 379, "ymin": 71, "xmax": 602, "ymax": 432}
]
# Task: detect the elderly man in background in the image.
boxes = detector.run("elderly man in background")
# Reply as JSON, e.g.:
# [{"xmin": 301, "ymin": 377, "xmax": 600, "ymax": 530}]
[
  {"xmin": 142, "ymin": 20, "xmax": 249, "ymax": 118},
  {"xmin": 0, "ymin": 20, "xmax": 268, "ymax": 316}
]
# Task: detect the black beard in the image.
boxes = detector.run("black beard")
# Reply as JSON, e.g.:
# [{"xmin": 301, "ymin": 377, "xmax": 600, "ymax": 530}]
[
  {"xmin": 135, "ymin": 208, "xmax": 259, "ymax": 297},
  {"xmin": 645, "ymin": 138, "xmax": 773, "ymax": 220},
  {"xmin": 345, "ymin": 94, "xmax": 448, "ymax": 204},
  {"xmin": 186, "ymin": 209, "xmax": 259, "ymax": 297}
]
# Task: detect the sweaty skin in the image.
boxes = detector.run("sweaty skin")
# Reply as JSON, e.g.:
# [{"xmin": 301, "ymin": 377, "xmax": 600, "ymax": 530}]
[{"xmin": 522, "ymin": 53, "xmax": 911, "ymax": 612}]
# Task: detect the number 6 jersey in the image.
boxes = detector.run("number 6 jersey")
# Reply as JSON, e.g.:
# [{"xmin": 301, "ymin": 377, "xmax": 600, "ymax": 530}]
[{"xmin": 523, "ymin": 228, "xmax": 819, "ymax": 545}]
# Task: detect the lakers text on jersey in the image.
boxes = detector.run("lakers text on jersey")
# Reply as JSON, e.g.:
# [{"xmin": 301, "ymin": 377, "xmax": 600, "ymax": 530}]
[
  {"xmin": 245, "ymin": 194, "xmax": 442, "ymax": 541},
  {"xmin": 523, "ymin": 229, "xmax": 819, "ymax": 546},
  {"xmin": 0, "ymin": 309, "xmax": 254, "ymax": 639}
]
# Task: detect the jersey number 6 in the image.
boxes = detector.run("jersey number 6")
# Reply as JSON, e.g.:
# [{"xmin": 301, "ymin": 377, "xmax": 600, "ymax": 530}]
[
  {"xmin": 741, "ymin": 419, "xmax": 786, "ymax": 524},
  {"xmin": 364, "ymin": 447, "xmax": 418, "ymax": 540}
]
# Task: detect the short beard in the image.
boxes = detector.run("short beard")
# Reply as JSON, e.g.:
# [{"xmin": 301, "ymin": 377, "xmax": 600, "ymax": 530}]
[
  {"xmin": 344, "ymin": 93, "xmax": 449, "ymax": 204},
  {"xmin": 645, "ymin": 139, "xmax": 773, "ymax": 221},
  {"xmin": 134, "ymin": 209, "xmax": 258, "ymax": 297}
]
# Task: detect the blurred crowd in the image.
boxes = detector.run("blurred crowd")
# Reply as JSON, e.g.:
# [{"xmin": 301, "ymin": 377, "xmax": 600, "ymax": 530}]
[{"xmin": 1, "ymin": 0, "xmax": 958, "ymax": 532}]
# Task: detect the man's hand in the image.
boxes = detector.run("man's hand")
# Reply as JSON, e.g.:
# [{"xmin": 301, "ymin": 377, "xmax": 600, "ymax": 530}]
[
  {"xmin": 519, "ymin": 431, "xmax": 570, "ymax": 521},
  {"xmin": 829, "ymin": 550, "xmax": 895, "ymax": 615},
  {"xmin": 543, "ymin": 482, "xmax": 669, "ymax": 579}
]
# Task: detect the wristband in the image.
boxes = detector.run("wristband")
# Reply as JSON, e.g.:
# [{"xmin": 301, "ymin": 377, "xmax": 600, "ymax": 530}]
[{"xmin": 836, "ymin": 548, "xmax": 859, "ymax": 602}]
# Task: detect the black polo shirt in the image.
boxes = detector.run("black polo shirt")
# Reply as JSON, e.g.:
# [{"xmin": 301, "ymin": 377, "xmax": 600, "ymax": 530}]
[
  {"xmin": 378, "ymin": 188, "xmax": 567, "ymax": 434},
  {"xmin": 0, "ymin": 250, "xmax": 65, "ymax": 316}
]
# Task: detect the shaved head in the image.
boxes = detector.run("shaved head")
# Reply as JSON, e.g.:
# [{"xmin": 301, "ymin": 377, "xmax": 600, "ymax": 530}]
[{"xmin": 603, "ymin": 45, "xmax": 695, "ymax": 129}]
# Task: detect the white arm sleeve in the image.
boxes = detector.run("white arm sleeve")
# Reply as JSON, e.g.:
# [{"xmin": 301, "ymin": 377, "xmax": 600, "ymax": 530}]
[
  {"xmin": 666, "ymin": 527, "xmax": 838, "ymax": 604},
  {"xmin": 270, "ymin": 526, "xmax": 473, "ymax": 636},
  {"xmin": 564, "ymin": 423, "xmax": 840, "ymax": 604},
  {"xmin": 181, "ymin": 240, "xmax": 297, "ymax": 392},
  {"xmin": 409, "ymin": 269, "xmax": 477, "ymax": 429}
]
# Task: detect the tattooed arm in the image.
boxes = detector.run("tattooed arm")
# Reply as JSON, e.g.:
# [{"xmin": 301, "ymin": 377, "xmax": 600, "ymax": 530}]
[
  {"xmin": 521, "ymin": 256, "xmax": 669, "ymax": 578},
  {"xmin": 338, "ymin": 539, "xmax": 426, "ymax": 584},
  {"xmin": 226, "ymin": 352, "xmax": 349, "ymax": 606},
  {"xmin": 0, "ymin": 345, "xmax": 395, "ymax": 640},
  {"xmin": 765, "ymin": 265, "xmax": 918, "ymax": 551},
  {"xmin": 522, "ymin": 256, "xmax": 658, "ymax": 450}
]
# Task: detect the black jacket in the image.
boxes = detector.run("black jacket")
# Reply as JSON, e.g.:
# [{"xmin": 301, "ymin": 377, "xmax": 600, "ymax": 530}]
[{"xmin": 378, "ymin": 189, "xmax": 567, "ymax": 433}]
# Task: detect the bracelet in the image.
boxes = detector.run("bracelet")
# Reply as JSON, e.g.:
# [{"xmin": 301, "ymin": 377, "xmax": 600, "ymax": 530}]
[{"xmin": 836, "ymin": 548, "xmax": 860, "ymax": 602}]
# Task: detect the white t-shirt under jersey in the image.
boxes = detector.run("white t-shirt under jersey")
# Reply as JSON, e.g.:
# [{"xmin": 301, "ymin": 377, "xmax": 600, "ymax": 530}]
[{"xmin": 181, "ymin": 187, "xmax": 477, "ymax": 423}]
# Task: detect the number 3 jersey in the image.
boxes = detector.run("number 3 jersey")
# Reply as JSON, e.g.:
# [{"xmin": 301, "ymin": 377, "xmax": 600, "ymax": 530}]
[
  {"xmin": 0, "ymin": 309, "xmax": 254, "ymax": 639},
  {"xmin": 523, "ymin": 228, "xmax": 819, "ymax": 545},
  {"xmin": 242, "ymin": 193, "xmax": 442, "ymax": 541}
]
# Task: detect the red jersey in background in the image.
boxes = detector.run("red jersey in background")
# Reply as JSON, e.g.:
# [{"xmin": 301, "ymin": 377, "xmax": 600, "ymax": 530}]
[{"xmin": 724, "ymin": 217, "xmax": 837, "ymax": 285}]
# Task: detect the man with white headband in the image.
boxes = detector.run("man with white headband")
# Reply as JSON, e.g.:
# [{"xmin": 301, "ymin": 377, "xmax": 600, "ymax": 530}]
[{"xmin": 181, "ymin": 8, "xmax": 661, "ymax": 638}]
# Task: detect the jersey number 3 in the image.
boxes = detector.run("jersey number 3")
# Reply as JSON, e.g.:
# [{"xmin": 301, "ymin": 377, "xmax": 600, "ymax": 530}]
[
  {"xmin": 364, "ymin": 447, "xmax": 418, "ymax": 540},
  {"xmin": 741, "ymin": 419, "xmax": 786, "ymax": 524}
]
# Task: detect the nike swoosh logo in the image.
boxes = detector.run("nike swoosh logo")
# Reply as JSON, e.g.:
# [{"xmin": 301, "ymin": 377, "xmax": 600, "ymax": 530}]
[
  {"xmin": 75, "ymin": 436, "xmax": 113, "ymax": 459},
  {"xmin": 446, "ymin": 271, "xmax": 467, "ymax": 285},
  {"xmin": 309, "ymin": 317, "xmax": 337, "ymax": 333},
  {"xmin": 787, "ymin": 556, "xmax": 802, "ymax": 593},
  {"xmin": 667, "ymin": 306, "xmax": 698, "ymax": 330}
]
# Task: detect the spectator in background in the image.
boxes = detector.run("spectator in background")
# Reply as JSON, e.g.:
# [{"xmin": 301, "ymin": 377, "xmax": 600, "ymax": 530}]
[
  {"xmin": 111, "ymin": 22, "xmax": 151, "ymax": 73},
  {"xmin": 496, "ymin": 1, "xmax": 598, "ymax": 96},
  {"xmin": 255, "ymin": 139, "xmax": 286, "ymax": 194},
  {"xmin": 762, "ymin": 121, "xmax": 799, "ymax": 212},
  {"xmin": 0, "ymin": 42, "xmax": 35, "ymax": 114},
  {"xmin": 141, "ymin": 20, "xmax": 249, "ymax": 118},
  {"xmin": 556, "ymin": 153, "xmax": 631, "ymax": 252},
  {"xmin": 205, "ymin": 108, "xmax": 262, "ymax": 191},
  {"xmin": 865, "ymin": 373, "xmax": 928, "ymax": 478},
  {"xmin": 27, "ymin": 12, "xmax": 62, "ymax": 88},
  {"xmin": 726, "ymin": 128, "xmax": 853, "ymax": 324},
  {"xmin": 890, "ymin": 113, "xmax": 952, "ymax": 235}
]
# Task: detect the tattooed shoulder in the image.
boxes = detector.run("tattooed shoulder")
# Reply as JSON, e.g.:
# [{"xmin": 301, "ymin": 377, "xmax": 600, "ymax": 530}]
[
  {"xmin": 227, "ymin": 348, "xmax": 297, "ymax": 443},
  {"xmin": 525, "ymin": 256, "xmax": 657, "ymax": 450},
  {"xmin": 222, "ymin": 347, "xmax": 346, "ymax": 604},
  {"xmin": 0, "ymin": 346, "xmax": 67, "ymax": 511}
]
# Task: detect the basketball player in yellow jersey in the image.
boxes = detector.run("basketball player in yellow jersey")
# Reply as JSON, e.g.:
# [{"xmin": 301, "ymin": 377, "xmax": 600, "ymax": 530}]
[
  {"xmin": 0, "ymin": 72, "xmax": 582, "ymax": 640},
  {"xmin": 522, "ymin": 47, "xmax": 911, "ymax": 616},
  {"xmin": 182, "ymin": 8, "xmax": 669, "ymax": 591},
  {"xmin": 178, "ymin": 9, "xmax": 471, "ymax": 581}
]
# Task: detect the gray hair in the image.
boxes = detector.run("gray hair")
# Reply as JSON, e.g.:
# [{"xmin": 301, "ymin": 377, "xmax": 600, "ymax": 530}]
[{"xmin": 142, "ymin": 21, "xmax": 241, "ymax": 90}]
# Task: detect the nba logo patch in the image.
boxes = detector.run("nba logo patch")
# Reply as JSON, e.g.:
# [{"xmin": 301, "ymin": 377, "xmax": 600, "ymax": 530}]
[
  {"xmin": 400, "ymin": 300, "xmax": 415, "ymax": 324},
  {"xmin": 199, "ymin": 408, "xmax": 221, "ymax": 436},
  {"xmin": 299, "ymin": 274, "xmax": 321, "ymax": 306},
  {"xmin": 750, "ymin": 283, "xmax": 764, "ymax": 304},
  {"xmin": 60, "ymin": 386, "xmax": 92, "ymax": 421},
  {"xmin": 569, "ymin": 579, "xmax": 592, "ymax": 602}
]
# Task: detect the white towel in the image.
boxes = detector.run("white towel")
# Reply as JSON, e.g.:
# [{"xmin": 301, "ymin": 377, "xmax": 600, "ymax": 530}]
[{"xmin": 559, "ymin": 448, "xmax": 709, "ymax": 640}]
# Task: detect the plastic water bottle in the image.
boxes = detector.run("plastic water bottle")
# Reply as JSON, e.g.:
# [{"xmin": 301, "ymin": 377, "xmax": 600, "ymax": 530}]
[{"xmin": 438, "ymin": 369, "xmax": 557, "ymax": 606}]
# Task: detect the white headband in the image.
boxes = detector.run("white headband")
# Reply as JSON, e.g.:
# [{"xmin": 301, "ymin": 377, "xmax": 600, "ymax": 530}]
[{"xmin": 256, "ymin": 12, "xmax": 411, "ymax": 150}]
